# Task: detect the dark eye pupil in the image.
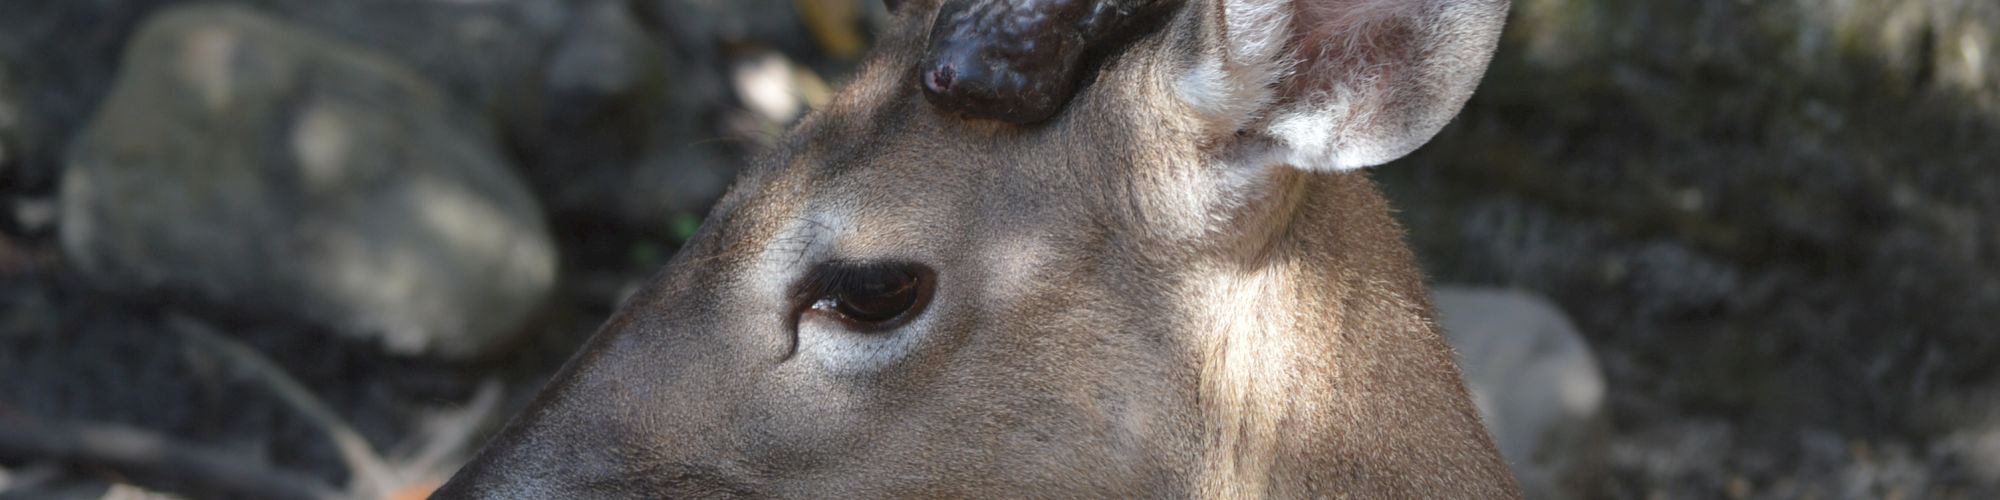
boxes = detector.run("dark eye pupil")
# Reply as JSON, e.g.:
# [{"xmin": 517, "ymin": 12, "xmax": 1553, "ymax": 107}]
[
  {"xmin": 832, "ymin": 268, "xmax": 920, "ymax": 324},
  {"xmin": 797, "ymin": 262, "xmax": 935, "ymax": 331}
]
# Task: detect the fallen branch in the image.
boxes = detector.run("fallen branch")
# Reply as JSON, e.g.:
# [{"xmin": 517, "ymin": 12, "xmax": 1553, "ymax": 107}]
[
  {"xmin": 0, "ymin": 417, "xmax": 343, "ymax": 500},
  {"xmin": 394, "ymin": 377, "xmax": 505, "ymax": 480},
  {"xmin": 169, "ymin": 314, "xmax": 400, "ymax": 499}
]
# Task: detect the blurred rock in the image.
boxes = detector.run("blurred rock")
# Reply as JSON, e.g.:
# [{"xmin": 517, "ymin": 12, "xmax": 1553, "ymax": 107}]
[
  {"xmin": 0, "ymin": 0, "xmax": 182, "ymax": 194},
  {"xmin": 58, "ymin": 5, "xmax": 556, "ymax": 359},
  {"xmin": 239, "ymin": 0, "xmax": 570, "ymax": 118},
  {"xmin": 1434, "ymin": 286, "xmax": 1608, "ymax": 500},
  {"xmin": 259, "ymin": 0, "xmax": 750, "ymax": 240},
  {"xmin": 0, "ymin": 0, "xmax": 770, "ymax": 246},
  {"xmin": 0, "ymin": 0, "xmax": 567, "ymax": 195}
]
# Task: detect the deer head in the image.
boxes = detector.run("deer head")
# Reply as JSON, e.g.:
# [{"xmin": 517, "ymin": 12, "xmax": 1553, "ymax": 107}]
[{"xmin": 436, "ymin": 0, "xmax": 1516, "ymax": 497}]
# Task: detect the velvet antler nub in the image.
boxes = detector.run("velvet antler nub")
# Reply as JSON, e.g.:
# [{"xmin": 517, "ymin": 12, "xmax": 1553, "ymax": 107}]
[{"xmin": 919, "ymin": 0, "xmax": 1179, "ymax": 124}]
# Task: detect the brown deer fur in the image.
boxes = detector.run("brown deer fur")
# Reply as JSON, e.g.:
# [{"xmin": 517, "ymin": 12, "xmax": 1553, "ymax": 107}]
[{"xmin": 436, "ymin": 0, "xmax": 1519, "ymax": 497}]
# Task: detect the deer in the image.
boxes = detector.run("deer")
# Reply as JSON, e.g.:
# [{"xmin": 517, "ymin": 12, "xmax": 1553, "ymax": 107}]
[{"xmin": 436, "ymin": 0, "xmax": 1518, "ymax": 497}]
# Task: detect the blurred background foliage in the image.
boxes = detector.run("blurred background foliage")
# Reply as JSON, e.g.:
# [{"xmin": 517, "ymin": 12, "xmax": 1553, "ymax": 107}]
[{"xmin": 0, "ymin": 0, "xmax": 1995, "ymax": 498}]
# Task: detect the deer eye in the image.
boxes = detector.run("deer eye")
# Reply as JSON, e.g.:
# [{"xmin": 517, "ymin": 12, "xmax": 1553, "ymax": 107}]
[{"xmin": 799, "ymin": 261, "xmax": 935, "ymax": 331}]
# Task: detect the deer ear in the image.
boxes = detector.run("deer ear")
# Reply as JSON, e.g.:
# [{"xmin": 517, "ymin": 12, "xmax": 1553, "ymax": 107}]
[{"xmin": 1180, "ymin": 0, "xmax": 1508, "ymax": 171}]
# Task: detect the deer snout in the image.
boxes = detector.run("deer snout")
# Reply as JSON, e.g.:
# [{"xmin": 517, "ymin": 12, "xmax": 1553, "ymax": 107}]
[
  {"xmin": 434, "ymin": 317, "xmax": 756, "ymax": 498},
  {"xmin": 431, "ymin": 408, "xmax": 652, "ymax": 499}
]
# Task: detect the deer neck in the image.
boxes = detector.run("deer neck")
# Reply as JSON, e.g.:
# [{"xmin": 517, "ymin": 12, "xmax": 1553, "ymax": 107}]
[{"xmin": 1182, "ymin": 170, "xmax": 1451, "ymax": 496}]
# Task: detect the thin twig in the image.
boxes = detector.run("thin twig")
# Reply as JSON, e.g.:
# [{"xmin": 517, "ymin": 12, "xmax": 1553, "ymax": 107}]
[
  {"xmin": 169, "ymin": 314, "xmax": 400, "ymax": 500},
  {"xmin": 0, "ymin": 417, "xmax": 343, "ymax": 500},
  {"xmin": 394, "ymin": 377, "xmax": 505, "ymax": 481}
]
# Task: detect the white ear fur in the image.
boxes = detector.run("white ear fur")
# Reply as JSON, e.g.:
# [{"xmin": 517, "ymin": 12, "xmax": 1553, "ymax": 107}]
[
  {"xmin": 1179, "ymin": 0, "xmax": 1509, "ymax": 171},
  {"xmin": 1177, "ymin": 0, "xmax": 1293, "ymax": 134}
]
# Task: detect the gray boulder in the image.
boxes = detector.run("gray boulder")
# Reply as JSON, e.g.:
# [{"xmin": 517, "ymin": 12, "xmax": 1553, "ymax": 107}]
[
  {"xmin": 59, "ymin": 5, "xmax": 557, "ymax": 359},
  {"xmin": 1433, "ymin": 286, "xmax": 1608, "ymax": 499}
]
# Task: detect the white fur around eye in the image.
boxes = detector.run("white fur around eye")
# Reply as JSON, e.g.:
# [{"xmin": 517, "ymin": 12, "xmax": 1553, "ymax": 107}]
[
  {"xmin": 751, "ymin": 206, "xmax": 938, "ymax": 373},
  {"xmin": 796, "ymin": 297, "xmax": 938, "ymax": 374},
  {"xmin": 751, "ymin": 212, "xmax": 846, "ymax": 303}
]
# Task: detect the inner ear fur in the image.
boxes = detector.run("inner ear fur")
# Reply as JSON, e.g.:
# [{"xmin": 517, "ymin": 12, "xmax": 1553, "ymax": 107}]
[{"xmin": 1184, "ymin": 0, "xmax": 1509, "ymax": 171}]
